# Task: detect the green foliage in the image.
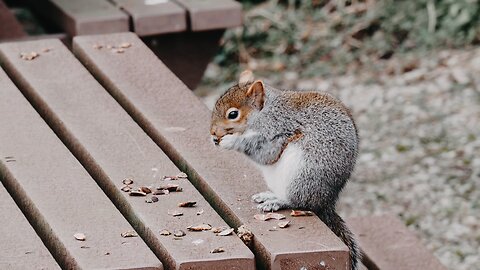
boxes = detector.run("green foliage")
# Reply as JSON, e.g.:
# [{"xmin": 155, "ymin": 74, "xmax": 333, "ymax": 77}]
[{"xmin": 206, "ymin": 0, "xmax": 480, "ymax": 84}]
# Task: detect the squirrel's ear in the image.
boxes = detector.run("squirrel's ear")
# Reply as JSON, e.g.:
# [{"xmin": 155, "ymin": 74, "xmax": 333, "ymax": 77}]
[
  {"xmin": 246, "ymin": 80, "xmax": 265, "ymax": 110},
  {"xmin": 238, "ymin": 70, "xmax": 254, "ymax": 86}
]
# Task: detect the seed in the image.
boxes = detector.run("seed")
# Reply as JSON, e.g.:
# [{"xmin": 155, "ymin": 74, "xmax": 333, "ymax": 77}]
[{"xmin": 151, "ymin": 196, "xmax": 159, "ymax": 202}]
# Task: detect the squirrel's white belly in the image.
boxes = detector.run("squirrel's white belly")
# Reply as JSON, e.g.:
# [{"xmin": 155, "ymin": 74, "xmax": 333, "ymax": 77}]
[{"xmin": 256, "ymin": 144, "xmax": 304, "ymax": 201}]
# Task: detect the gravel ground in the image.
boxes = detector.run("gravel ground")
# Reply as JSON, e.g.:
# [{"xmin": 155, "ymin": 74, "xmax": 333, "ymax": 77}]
[{"xmin": 197, "ymin": 49, "xmax": 480, "ymax": 270}]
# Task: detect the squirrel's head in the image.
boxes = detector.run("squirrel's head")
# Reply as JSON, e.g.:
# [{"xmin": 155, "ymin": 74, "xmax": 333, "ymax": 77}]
[{"xmin": 210, "ymin": 70, "xmax": 265, "ymax": 145}]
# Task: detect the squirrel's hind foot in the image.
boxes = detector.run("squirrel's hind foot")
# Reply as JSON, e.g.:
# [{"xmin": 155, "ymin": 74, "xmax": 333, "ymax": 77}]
[
  {"xmin": 252, "ymin": 191, "xmax": 277, "ymax": 203},
  {"xmin": 257, "ymin": 199, "xmax": 288, "ymax": 212},
  {"xmin": 252, "ymin": 191, "xmax": 288, "ymax": 211}
]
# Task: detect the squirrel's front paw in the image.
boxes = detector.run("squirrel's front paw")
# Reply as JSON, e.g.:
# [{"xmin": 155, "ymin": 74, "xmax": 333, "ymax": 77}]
[
  {"xmin": 257, "ymin": 199, "xmax": 287, "ymax": 212},
  {"xmin": 218, "ymin": 134, "xmax": 238, "ymax": 150}
]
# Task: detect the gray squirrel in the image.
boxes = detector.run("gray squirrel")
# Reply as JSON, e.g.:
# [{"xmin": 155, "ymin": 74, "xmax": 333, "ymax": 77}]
[{"xmin": 210, "ymin": 71, "xmax": 360, "ymax": 269}]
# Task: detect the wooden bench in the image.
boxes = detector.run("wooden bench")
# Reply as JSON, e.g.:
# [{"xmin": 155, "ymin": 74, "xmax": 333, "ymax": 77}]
[
  {"xmin": 0, "ymin": 33, "xmax": 446, "ymax": 270},
  {"xmin": 1, "ymin": 0, "xmax": 242, "ymax": 89}
]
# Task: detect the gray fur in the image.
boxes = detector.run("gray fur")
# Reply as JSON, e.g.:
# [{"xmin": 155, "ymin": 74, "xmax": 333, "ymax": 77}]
[{"xmin": 219, "ymin": 83, "xmax": 360, "ymax": 269}]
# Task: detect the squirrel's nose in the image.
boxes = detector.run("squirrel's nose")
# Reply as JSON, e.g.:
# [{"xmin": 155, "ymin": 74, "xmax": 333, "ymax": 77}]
[{"xmin": 211, "ymin": 135, "xmax": 220, "ymax": 146}]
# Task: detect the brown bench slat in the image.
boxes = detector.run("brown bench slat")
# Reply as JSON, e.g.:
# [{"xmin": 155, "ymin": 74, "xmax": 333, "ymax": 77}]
[
  {"xmin": 112, "ymin": 0, "xmax": 187, "ymax": 36},
  {"xmin": 73, "ymin": 32, "xmax": 350, "ymax": 270},
  {"xmin": 0, "ymin": 0, "xmax": 27, "ymax": 40},
  {"xmin": 0, "ymin": 184, "xmax": 60, "ymax": 269},
  {"xmin": 174, "ymin": 0, "xmax": 242, "ymax": 31},
  {"xmin": 25, "ymin": 0, "xmax": 129, "ymax": 36},
  {"xmin": 0, "ymin": 67, "xmax": 161, "ymax": 269},
  {"xmin": 347, "ymin": 214, "xmax": 446, "ymax": 270},
  {"xmin": 0, "ymin": 39, "xmax": 254, "ymax": 270}
]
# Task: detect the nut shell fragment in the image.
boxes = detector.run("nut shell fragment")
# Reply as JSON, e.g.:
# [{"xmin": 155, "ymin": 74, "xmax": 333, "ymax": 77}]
[
  {"xmin": 153, "ymin": 190, "xmax": 169, "ymax": 195},
  {"xmin": 176, "ymin": 172, "xmax": 188, "ymax": 178},
  {"xmin": 211, "ymin": 226, "xmax": 226, "ymax": 233},
  {"xmin": 178, "ymin": 201, "xmax": 196, "ymax": 207},
  {"xmin": 74, "ymin": 233, "xmax": 86, "ymax": 241},
  {"xmin": 187, "ymin": 223, "xmax": 212, "ymax": 231},
  {"xmin": 290, "ymin": 210, "xmax": 314, "ymax": 217},
  {"xmin": 210, "ymin": 247, "xmax": 225, "ymax": 253},
  {"xmin": 157, "ymin": 184, "xmax": 179, "ymax": 191},
  {"xmin": 237, "ymin": 225, "xmax": 253, "ymax": 246},
  {"xmin": 120, "ymin": 185, "xmax": 131, "ymax": 192},
  {"xmin": 119, "ymin": 42, "xmax": 132, "ymax": 48},
  {"xmin": 20, "ymin": 52, "xmax": 39, "ymax": 61},
  {"xmin": 120, "ymin": 231, "xmax": 138, "ymax": 238},
  {"xmin": 159, "ymin": 229, "xmax": 171, "ymax": 236},
  {"xmin": 168, "ymin": 210, "xmax": 183, "ymax": 217},
  {"xmin": 254, "ymin": 212, "xmax": 286, "ymax": 221},
  {"xmin": 173, "ymin": 230, "xmax": 186, "ymax": 237},
  {"xmin": 278, "ymin": 220, "xmax": 291, "ymax": 228},
  {"xmin": 122, "ymin": 178, "xmax": 133, "ymax": 185},
  {"xmin": 139, "ymin": 186, "xmax": 152, "ymax": 194},
  {"xmin": 121, "ymin": 230, "xmax": 138, "ymax": 238},
  {"xmin": 217, "ymin": 228, "xmax": 234, "ymax": 236},
  {"xmin": 129, "ymin": 190, "xmax": 147, "ymax": 196}
]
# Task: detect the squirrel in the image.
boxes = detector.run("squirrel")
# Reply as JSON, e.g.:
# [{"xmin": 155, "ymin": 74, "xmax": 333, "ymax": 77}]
[{"xmin": 210, "ymin": 70, "xmax": 360, "ymax": 270}]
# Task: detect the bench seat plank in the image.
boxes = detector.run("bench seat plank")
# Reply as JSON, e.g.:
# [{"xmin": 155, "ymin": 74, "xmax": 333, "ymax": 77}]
[
  {"xmin": 0, "ymin": 183, "xmax": 59, "ymax": 269},
  {"xmin": 347, "ymin": 215, "xmax": 446, "ymax": 270},
  {"xmin": 73, "ymin": 32, "xmax": 350, "ymax": 270},
  {"xmin": 0, "ymin": 39, "xmax": 254, "ymax": 270},
  {"xmin": 0, "ymin": 67, "xmax": 161, "ymax": 269},
  {"xmin": 112, "ymin": 0, "xmax": 187, "ymax": 36},
  {"xmin": 174, "ymin": 0, "xmax": 242, "ymax": 31},
  {"xmin": 25, "ymin": 0, "xmax": 129, "ymax": 36}
]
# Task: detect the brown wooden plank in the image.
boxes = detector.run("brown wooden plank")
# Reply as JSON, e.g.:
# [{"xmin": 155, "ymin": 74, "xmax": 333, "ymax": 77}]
[
  {"xmin": 0, "ymin": 38, "xmax": 254, "ymax": 270},
  {"xmin": 73, "ymin": 32, "xmax": 350, "ymax": 270},
  {"xmin": 0, "ymin": 0, "xmax": 27, "ymax": 40},
  {"xmin": 174, "ymin": 0, "xmax": 242, "ymax": 31},
  {"xmin": 112, "ymin": 0, "xmax": 187, "ymax": 36},
  {"xmin": 0, "ymin": 183, "xmax": 60, "ymax": 270},
  {"xmin": 347, "ymin": 215, "xmax": 447, "ymax": 270},
  {"xmin": 0, "ymin": 66, "xmax": 161, "ymax": 269},
  {"xmin": 25, "ymin": 0, "xmax": 129, "ymax": 36}
]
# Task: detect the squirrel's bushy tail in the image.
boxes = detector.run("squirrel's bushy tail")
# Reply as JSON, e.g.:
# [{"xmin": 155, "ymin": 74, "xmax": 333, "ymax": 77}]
[{"xmin": 315, "ymin": 208, "xmax": 360, "ymax": 270}]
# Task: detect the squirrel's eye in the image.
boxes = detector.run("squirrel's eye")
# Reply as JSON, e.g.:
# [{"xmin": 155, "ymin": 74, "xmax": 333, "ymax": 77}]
[{"xmin": 226, "ymin": 108, "xmax": 240, "ymax": 120}]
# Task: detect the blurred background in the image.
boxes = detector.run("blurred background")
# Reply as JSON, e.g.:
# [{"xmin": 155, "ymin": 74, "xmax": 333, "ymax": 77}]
[
  {"xmin": 197, "ymin": 1, "xmax": 480, "ymax": 269},
  {"xmin": 3, "ymin": 0, "xmax": 479, "ymax": 269}
]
